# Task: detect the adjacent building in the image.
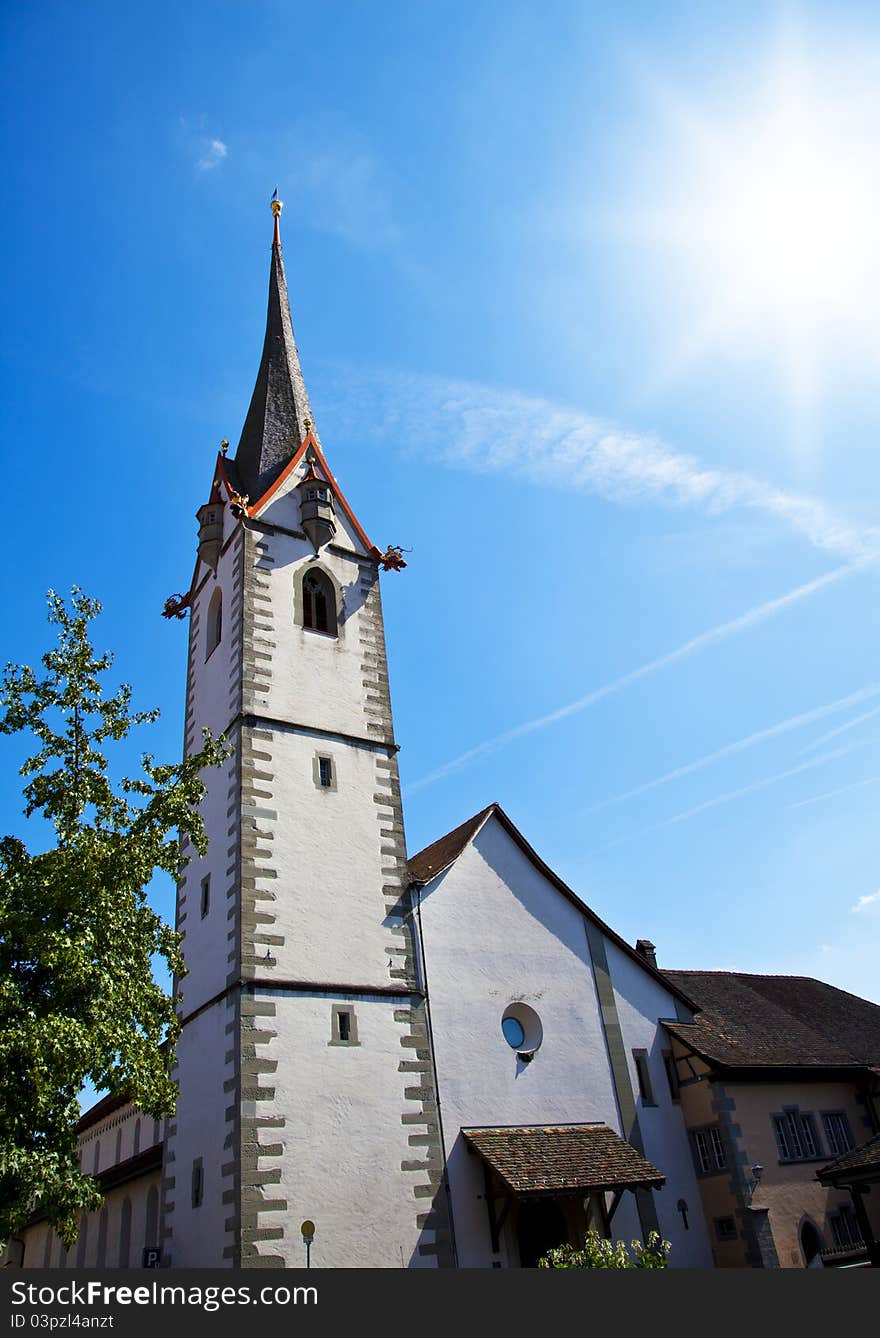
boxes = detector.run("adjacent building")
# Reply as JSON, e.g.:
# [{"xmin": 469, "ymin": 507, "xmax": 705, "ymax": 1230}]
[{"xmin": 662, "ymin": 968, "xmax": 880, "ymax": 1267}]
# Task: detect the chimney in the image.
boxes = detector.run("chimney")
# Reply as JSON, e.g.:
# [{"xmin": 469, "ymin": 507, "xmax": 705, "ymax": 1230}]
[{"xmin": 635, "ymin": 939, "xmax": 657, "ymax": 969}]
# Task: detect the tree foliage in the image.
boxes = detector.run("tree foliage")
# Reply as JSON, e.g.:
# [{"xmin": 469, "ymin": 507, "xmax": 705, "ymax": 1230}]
[
  {"xmin": 538, "ymin": 1229, "xmax": 671, "ymax": 1269},
  {"xmin": 0, "ymin": 590, "xmax": 228, "ymax": 1247}
]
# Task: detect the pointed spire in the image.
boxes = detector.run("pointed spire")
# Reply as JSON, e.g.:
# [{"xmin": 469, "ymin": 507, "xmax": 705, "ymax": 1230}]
[{"xmin": 233, "ymin": 194, "xmax": 319, "ymax": 502}]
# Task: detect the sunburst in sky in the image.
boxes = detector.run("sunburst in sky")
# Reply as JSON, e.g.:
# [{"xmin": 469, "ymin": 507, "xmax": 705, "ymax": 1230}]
[{"xmin": 612, "ymin": 36, "xmax": 880, "ymax": 431}]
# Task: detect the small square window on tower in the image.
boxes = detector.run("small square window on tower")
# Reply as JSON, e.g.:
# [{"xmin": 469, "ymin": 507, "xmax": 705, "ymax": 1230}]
[
  {"xmin": 329, "ymin": 1003, "xmax": 359, "ymax": 1046},
  {"xmin": 313, "ymin": 753, "xmax": 337, "ymax": 791}
]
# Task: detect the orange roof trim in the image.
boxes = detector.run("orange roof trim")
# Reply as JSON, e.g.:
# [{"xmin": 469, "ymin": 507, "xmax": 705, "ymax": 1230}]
[{"xmin": 218, "ymin": 432, "xmax": 381, "ymax": 560}]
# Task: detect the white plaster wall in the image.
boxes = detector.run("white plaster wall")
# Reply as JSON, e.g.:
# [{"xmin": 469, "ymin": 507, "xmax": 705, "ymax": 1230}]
[
  {"xmin": 417, "ymin": 816, "xmax": 631, "ymax": 1267},
  {"xmin": 180, "ymin": 513, "xmax": 244, "ymax": 1013},
  {"xmin": 165, "ymin": 1001, "xmax": 234, "ymax": 1267},
  {"xmin": 177, "ymin": 740, "xmax": 240, "ymax": 1014},
  {"xmin": 605, "ymin": 940, "xmax": 714, "ymax": 1267},
  {"xmin": 242, "ymin": 465, "xmax": 382, "ymax": 742},
  {"xmin": 257, "ymin": 551, "xmax": 379, "ymax": 741},
  {"xmin": 262, "ymin": 731, "xmax": 398, "ymax": 985},
  {"xmin": 256, "ymin": 992, "xmax": 436, "ymax": 1268}
]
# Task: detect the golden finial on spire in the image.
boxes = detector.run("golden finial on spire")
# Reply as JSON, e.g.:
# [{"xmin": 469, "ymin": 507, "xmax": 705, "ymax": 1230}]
[{"xmin": 271, "ymin": 186, "xmax": 283, "ymax": 245}]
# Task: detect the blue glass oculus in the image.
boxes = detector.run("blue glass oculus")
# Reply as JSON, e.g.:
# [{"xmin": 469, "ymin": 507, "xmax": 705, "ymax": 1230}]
[{"xmin": 502, "ymin": 1016, "xmax": 526, "ymax": 1049}]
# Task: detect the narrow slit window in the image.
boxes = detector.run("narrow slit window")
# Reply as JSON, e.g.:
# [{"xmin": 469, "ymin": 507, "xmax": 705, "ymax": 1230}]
[
  {"xmin": 191, "ymin": 1158, "xmax": 203, "ymax": 1209},
  {"xmin": 663, "ymin": 1050, "xmax": 681, "ymax": 1101},
  {"xmin": 200, "ymin": 875, "xmax": 210, "ymax": 918},
  {"xmin": 319, "ymin": 757, "xmax": 333, "ymax": 788},
  {"xmin": 338, "ymin": 1011, "xmax": 351, "ymax": 1042},
  {"xmin": 206, "ymin": 588, "xmax": 223, "ymax": 659},
  {"xmin": 633, "ymin": 1050, "xmax": 656, "ymax": 1106}
]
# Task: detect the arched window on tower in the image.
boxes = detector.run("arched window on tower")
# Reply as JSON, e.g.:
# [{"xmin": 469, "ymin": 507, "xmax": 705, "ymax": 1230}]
[
  {"xmin": 206, "ymin": 587, "xmax": 223, "ymax": 659},
  {"xmin": 301, "ymin": 568, "xmax": 337, "ymax": 637}
]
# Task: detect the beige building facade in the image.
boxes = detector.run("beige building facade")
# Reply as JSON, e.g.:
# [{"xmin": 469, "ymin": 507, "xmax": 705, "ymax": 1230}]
[{"xmin": 664, "ymin": 969, "xmax": 880, "ymax": 1267}]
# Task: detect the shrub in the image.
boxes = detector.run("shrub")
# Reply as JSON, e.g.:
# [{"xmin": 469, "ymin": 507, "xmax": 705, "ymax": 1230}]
[{"xmin": 538, "ymin": 1229, "xmax": 671, "ymax": 1269}]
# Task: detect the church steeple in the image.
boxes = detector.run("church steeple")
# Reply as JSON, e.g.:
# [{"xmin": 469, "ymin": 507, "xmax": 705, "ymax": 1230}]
[{"xmin": 233, "ymin": 194, "xmax": 318, "ymax": 502}]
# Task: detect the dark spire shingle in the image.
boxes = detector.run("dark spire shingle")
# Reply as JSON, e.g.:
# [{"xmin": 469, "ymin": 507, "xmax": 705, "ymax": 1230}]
[{"xmin": 233, "ymin": 232, "xmax": 317, "ymax": 502}]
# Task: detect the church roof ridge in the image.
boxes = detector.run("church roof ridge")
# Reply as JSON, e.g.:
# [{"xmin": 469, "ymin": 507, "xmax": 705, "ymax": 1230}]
[
  {"xmin": 408, "ymin": 803, "xmax": 698, "ymax": 1012},
  {"xmin": 233, "ymin": 199, "xmax": 318, "ymax": 501}
]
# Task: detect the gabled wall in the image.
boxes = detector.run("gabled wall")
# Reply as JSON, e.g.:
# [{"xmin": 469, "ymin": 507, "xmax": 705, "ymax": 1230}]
[{"xmin": 415, "ymin": 813, "xmax": 712, "ymax": 1267}]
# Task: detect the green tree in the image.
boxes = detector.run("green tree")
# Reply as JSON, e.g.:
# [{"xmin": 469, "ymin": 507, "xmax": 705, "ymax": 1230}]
[
  {"xmin": 0, "ymin": 590, "xmax": 228, "ymax": 1247},
  {"xmin": 538, "ymin": 1229, "xmax": 671, "ymax": 1269}
]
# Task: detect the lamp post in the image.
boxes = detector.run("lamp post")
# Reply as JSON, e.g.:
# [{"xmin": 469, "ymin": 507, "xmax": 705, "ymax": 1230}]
[
  {"xmin": 746, "ymin": 1164, "xmax": 764, "ymax": 1202},
  {"xmin": 301, "ymin": 1220, "xmax": 315, "ymax": 1269}
]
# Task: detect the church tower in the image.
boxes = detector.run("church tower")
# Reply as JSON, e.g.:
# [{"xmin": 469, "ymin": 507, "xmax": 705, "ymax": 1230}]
[{"xmin": 162, "ymin": 200, "xmax": 452, "ymax": 1268}]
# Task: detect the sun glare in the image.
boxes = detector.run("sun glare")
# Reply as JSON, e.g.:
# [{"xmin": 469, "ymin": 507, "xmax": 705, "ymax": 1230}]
[
  {"xmin": 700, "ymin": 110, "xmax": 880, "ymax": 317},
  {"xmin": 620, "ymin": 42, "xmax": 880, "ymax": 400}
]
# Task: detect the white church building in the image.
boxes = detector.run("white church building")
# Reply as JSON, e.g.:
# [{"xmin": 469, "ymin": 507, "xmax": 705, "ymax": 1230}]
[{"xmin": 14, "ymin": 201, "xmax": 714, "ymax": 1270}]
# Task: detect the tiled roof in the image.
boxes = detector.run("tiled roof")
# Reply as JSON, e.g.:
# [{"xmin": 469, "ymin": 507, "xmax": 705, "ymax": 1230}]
[
  {"xmin": 663, "ymin": 971, "xmax": 880, "ymax": 1069},
  {"xmin": 407, "ymin": 805, "xmax": 495, "ymax": 883},
  {"xmin": 818, "ymin": 1130, "xmax": 880, "ymax": 1182},
  {"xmin": 462, "ymin": 1124, "xmax": 665, "ymax": 1195}
]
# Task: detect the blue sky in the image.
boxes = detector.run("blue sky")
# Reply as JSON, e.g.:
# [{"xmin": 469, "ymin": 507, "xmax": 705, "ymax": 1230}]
[{"xmin": 2, "ymin": 0, "xmax": 879, "ymax": 1019}]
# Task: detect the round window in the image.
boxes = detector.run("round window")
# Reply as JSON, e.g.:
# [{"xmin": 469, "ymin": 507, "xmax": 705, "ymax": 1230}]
[
  {"xmin": 501, "ymin": 1003, "xmax": 543, "ymax": 1055},
  {"xmin": 501, "ymin": 1017, "xmax": 525, "ymax": 1049}
]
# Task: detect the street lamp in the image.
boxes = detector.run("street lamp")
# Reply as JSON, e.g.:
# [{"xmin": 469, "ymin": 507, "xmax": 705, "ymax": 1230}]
[{"xmin": 746, "ymin": 1164, "xmax": 763, "ymax": 1201}]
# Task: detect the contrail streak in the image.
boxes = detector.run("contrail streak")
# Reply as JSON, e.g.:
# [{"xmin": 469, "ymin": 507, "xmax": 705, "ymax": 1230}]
[
  {"xmin": 406, "ymin": 563, "xmax": 863, "ymax": 794},
  {"xmin": 787, "ymin": 776, "xmax": 880, "ymax": 809},
  {"xmin": 596, "ymin": 740, "xmax": 872, "ymax": 851},
  {"xmin": 796, "ymin": 705, "xmax": 880, "ymax": 755},
  {"xmin": 658, "ymin": 741, "xmax": 869, "ymax": 828},
  {"xmin": 592, "ymin": 684, "xmax": 880, "ymax": 810}
]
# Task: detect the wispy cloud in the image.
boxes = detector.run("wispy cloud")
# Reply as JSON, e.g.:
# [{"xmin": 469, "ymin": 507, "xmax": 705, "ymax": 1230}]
[
  {"xmin": 788, "ymin": 776, "xmax": 880, "ymax": 810},
  {"xmin": 592, "ymin": 683, "xmax": 880, "ymax": 810},
  {"xmin": 323, "ymin": 370, "xmax": 880, "ymax": 564},
  {"xmin": 196, "ymin": 138, "xmax": 228, "ymax": 173},
  {"xmin": 406, "ymin": 564, "xmax": 861, "ymax": 794},
  {"xmin": 797, "ymin": 704, "xmax": 880, "ymax": 755},
  {"xmin": 852, "ymin": 890, "xmax": 880, "ymax": 913}
]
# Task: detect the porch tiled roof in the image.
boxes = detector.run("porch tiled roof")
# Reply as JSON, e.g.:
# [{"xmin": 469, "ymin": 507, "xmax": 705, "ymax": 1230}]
[
  {"xmin": 817, "ymin": 1130, "xmax": 880, "ymax": 1183},
  {"xmin": 462, "ymin": 1123, "xmax": 665, "ymax": 1196}
]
